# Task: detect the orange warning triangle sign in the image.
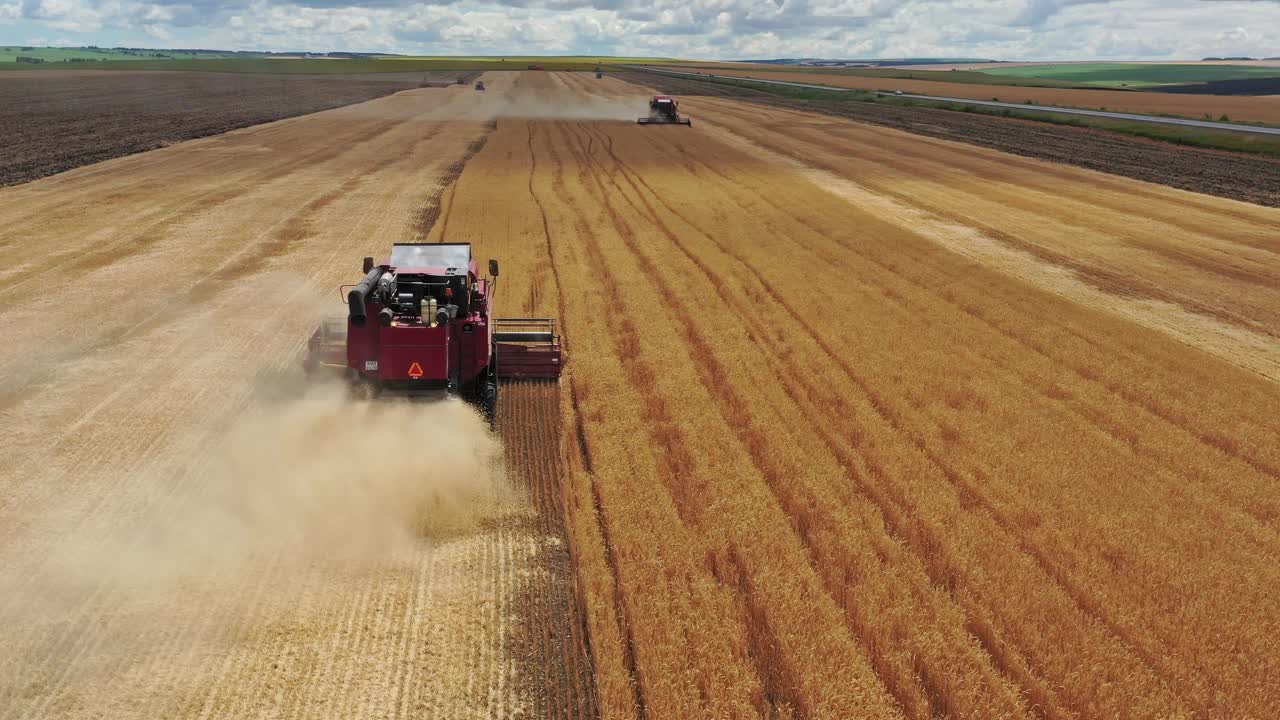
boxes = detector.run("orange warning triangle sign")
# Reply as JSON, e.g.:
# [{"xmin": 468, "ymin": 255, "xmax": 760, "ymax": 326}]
[{"xmin": 407, "ymin": 362, "xmax": 424, "ymax": 379}]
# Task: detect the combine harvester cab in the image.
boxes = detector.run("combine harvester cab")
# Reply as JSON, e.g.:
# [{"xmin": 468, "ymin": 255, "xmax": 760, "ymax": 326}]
[
  {"xmin": 637, "ymin": 95, "xmax": 692, "ymax": 126},
  {"xmin": 304, "ymin": 243, "xmax": 563, "ymax": 425}
]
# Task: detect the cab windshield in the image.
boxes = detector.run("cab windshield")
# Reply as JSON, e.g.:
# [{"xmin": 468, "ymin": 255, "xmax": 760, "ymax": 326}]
[{"xmin": 390, "ymin": 244, "xmax": 471, "ymax": 273}]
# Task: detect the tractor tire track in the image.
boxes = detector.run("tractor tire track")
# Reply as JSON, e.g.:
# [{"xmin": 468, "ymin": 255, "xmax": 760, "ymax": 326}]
[{"xmin": 415, "ymin": 120, "xmax": 497, "ymax": 241}]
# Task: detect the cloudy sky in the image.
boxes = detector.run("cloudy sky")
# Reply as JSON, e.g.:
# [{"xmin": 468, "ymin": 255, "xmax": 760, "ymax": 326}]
[{"xmin": 0, "ymin": 0, "xmax": 1276, "ymax": 60}]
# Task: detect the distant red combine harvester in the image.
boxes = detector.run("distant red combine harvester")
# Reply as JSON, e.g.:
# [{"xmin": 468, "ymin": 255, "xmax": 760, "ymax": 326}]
[
  {"xmin": 305, "ymin": 243, "xmax": 563, "ymax": 425},
  {"xmin": 637, "ymin": 95, "xmax": 692, "ymax": 126}
]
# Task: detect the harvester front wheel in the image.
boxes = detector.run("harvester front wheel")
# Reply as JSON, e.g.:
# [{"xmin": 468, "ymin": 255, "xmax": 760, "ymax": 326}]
[{"xmin": 483, "ymin": 381, "xmax": 497, "ymax": 428}]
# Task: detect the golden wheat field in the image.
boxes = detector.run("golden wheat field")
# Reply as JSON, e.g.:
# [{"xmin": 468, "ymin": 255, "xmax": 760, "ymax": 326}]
[{"xmin": 1, "ymin": 69, "xmax": 1278, "ymax": 719}]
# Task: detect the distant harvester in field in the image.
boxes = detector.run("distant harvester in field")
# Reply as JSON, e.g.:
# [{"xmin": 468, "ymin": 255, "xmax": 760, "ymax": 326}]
[{"xmin": 637, "ymin": 95, "xmax": 692, "ymax": 126}]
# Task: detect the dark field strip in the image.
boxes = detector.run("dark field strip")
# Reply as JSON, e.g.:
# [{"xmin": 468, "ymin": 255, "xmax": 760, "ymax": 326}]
[
  {"xmin": 617, "ymin": 71, "xmax": 1280, "ymax": 207},
  {"xmin": 1157, "ymin": 77, "xmax": 1280, "ymax": 96},
  {"xmin": 0, "ymin": 71, "xmax": 477, "ymax": 186}
]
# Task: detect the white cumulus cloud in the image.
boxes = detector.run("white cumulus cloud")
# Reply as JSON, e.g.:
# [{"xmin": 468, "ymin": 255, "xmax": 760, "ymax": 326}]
[{"xmin": 5, "ymin": 0, "xmax": 1280, "ymax": 59}]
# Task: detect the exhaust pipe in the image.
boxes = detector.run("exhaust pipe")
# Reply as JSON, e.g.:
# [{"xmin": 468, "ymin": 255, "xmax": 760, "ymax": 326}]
[{"xmin": 348, "ymin": 268, "xmax": 383, "ymax": 326}]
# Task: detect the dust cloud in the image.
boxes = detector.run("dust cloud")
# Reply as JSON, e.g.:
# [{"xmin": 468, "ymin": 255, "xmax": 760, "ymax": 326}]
[
  {"xmin": 101, "ymin": 386, "xmax": 509, "ymax": 579},
  {"xmin": 0, "ymin": 386, "xmax": 513, "ymax": 696},
  {"xmin": 485, "ymin": 93, "xmax": 649, "ymax": 122}
]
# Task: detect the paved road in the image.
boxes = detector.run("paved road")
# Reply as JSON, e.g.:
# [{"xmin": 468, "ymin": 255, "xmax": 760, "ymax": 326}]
[
  {"xmin": 631, "ymin": 66, "xmax": 1280, "ymax": 136},
  {"xmin": 879, "ymin": 92, "xmax": 1280, "ymax": 135}
]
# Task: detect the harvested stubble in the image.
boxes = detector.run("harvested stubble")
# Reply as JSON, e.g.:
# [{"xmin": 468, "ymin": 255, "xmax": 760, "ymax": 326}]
[{"xmin": 0, "ymin": 73, "xmax": 596, "ymax": 720}]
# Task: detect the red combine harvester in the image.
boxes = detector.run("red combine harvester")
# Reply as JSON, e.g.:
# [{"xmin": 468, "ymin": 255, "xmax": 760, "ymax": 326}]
[
  {"xmin": 304, "ymin": 243, "xmax": 563, "ymax": 424},
  {"xmin": 637, "ymin": 95, "xmax": 691, "ymax": 126}
]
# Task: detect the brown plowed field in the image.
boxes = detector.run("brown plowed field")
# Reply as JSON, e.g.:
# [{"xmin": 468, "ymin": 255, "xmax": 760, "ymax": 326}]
[
  {"xmin": 656, "ymin": 64, "xmax": 1280, "ymax": 123},
  {"xmin": 2, "ymin": 70, "xmax": 1279, "ymax": 719},
  {"xmin": 0, "ymin": 70, "xmax": 476, "ymax": 186}
]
